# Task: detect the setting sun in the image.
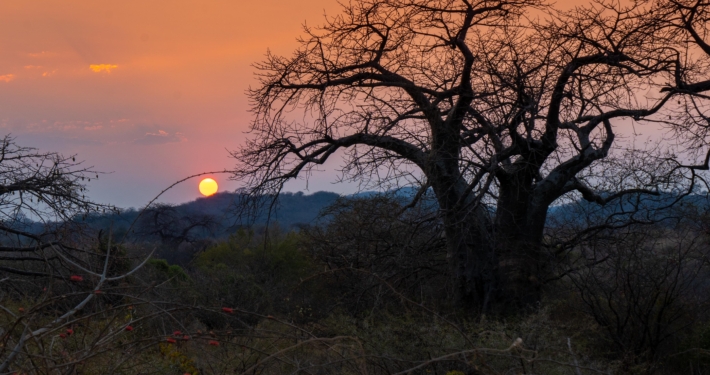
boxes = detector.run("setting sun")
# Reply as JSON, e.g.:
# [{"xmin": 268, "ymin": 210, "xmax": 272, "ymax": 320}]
[{"xmin": 198, "ymin": 178, "xmax": 218, "ymax": 196}]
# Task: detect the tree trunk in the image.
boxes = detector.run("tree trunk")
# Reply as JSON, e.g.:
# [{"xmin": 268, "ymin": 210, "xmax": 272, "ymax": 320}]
[
  {"xmin": 442, "ymin": 206, "xmax": 499, "ymax": 312},
  {"xmin": 494, "ymin": 173, "xmax": 548, "ymax": 313},
  {"xmin": 434, "ymin": 167, "xmax": 550, "ymax": 313}
]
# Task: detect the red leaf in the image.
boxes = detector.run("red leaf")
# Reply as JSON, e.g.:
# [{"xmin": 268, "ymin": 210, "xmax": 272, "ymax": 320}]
[
  {"xmin": 208, "ymin": 340, "xmax": 220, "ymax": 346},
  {"xmin": 166, "ymin": 338, "xmax": 177, "ymax": 344},
  {"xmin": 221, "ymin": 307, "xmax": 234, "ymax": 314},
  {"xmin": 125, "ymin": 326, "xmax": 133, "ymax": 331},
  {"xmin": 69, "ymin": 275, "xmax": 83, "ymax": 282}
]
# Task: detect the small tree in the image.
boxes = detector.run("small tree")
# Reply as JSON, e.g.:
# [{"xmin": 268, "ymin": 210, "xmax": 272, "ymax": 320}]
[
  {"xmin": 0, "ymin": 135, "xmax": 116, "ymax": 278},
  {"xmin": 234, "ymin": 0, "xmax": 710, "ymax": 311},
  {"xmin": 0, "ymin": 136, "xmax": 159, "ymax": 372},
  {"xmin": 568, "ymin": 218, "xmax": 710, "ymax": 366}
]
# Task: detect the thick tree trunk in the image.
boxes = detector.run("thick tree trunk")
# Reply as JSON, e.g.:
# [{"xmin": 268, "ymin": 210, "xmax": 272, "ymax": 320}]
[
  {"xmin": 494, "ymin": 211, "xmax": 547, "ymax": 312},
  {"xmin": 494, "ymin": 174, "xmax": 548, "ymax": 312},
  {"xmin": 440, "ymin": 204, "xmax": 547, "ymax": 313},
  {"xmin": 434, "ymin": 168, "xmax": 549, "ymax": 313},
  {"xmin": 432, "ymin": 176, "xmax": 499, "ymax": 312},
  {"xmin": 442, "ymin": 206, "xmax": 498, "ymax": 312}
]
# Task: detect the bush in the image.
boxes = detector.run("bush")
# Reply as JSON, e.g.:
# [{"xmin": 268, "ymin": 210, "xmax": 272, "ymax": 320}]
[
  {"xmin": 193, "ymin": 228, "xmax": 318, "ymax": 324},
  {"xmin": 567, "ymin": 221, "xmax": 710, "ymax": 369}
]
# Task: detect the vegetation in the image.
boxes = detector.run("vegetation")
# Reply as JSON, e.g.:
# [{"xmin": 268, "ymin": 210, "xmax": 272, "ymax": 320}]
[
  {"xmin": 5, "ymin": 188, "xmax": 710, "ymax": 374},
  {"xmin": 5, "ymin": 0, "xmax": 710, "ymax": 373}
]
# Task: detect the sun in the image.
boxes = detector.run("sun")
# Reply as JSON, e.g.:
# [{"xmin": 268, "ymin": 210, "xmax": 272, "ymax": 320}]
[{"xmin": 199, "ymin": 178, "xmax": 218, "ymax": 197}]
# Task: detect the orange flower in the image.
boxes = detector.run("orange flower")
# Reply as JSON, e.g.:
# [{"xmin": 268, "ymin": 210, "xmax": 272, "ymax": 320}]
[
  {"xmin": 69, "ymin": 275, "xmax": 83, "ymax": 282},
  {"xmin": 221, "ymin": 307, "xmax": 234, "ymax": 314},
  {"xmin": 125, "ymin": 325, "xmax": 133, "ymax": 331},
  {"xmin": 208, "ymin": 340, "xmax": 220, "ymax": 346},
  {"xmin": 166, "ymin": 338, "xmax": 177, "ymax": 344}
]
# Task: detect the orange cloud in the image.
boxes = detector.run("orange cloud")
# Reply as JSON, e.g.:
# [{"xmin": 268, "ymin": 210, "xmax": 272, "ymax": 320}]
[
  {"xmin": 0, "ymin": 74, "xmax": 15, "ymax": 82},
  {"xmin": 89, "ymin": 64, "xmax": 118, "ymax": 73},
  {"xmin": 24, "ymin": 65, "xmax": 42, "ymax": 69}
]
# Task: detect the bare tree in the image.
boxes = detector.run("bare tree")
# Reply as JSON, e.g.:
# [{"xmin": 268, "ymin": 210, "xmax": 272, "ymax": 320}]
[
  {"xmin": 568, "ymin": 220, "xmax": 709, "ymax": 366},
  {"xmin": 136, "ymin": 204, "xmax": 217, "ymax": 245},
  {"xmin": 0, "ymin": 136, "xmax": 116, "ymax": 279},
  {"xmin": 233, "ymin": 0, "xmax": 710, "ymax": 311},
  {"xmin": 0, "ymin": 136, "xmax": 160, "ymax": 372}
]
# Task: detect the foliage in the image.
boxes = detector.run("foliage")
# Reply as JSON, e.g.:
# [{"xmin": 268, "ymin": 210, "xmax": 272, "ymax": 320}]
[
  {"xmin": 302, "ymin": 194, "xmax": 450, "ymax": 315},
  {"xmin": 148, "ymin": 258, "xmax": 190, "ymax": 282},
  {"xmin": 8, "ymin": 0, "xmax": 710, "ymax": 372}
]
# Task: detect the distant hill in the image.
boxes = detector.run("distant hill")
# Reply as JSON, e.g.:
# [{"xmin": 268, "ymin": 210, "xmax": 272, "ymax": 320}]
[
  {"xmin": 84, "ymin": 188, "xmax": 427, "ymax": 235},
  {"xmin": 177, "ymin": 191, "xmax": 342, "ymax": 227},
  {"xmin": 36, "ymin": 188, "xmax": 710, "ymax": 245}
]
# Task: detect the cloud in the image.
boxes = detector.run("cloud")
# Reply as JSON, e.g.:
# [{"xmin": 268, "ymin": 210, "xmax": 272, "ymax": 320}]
[
  {"xmin": 24, "ymin": 65, "xmax": 42, "ymax": 69},
  {"xmin": 2, "ymin": 119, "xmax": 187, "ymax": 146},
  {"xmin": 133, "ymin": 129, "xmax": 186, "ymax": 145},
  {"xmin": 89, "ymin": 64, "xmax": 118, "ymax": 73},
  {"xmin": 0, "ymin": 74, "xmax": 15, "ymax": 82}
]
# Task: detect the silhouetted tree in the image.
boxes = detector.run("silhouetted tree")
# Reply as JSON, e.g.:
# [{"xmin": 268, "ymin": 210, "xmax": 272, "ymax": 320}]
[
  {"xmin": 136, "ymin": 204, "xmax": 217, "ymax": 247},
  {"xmin": 234, "ymin": 0, "xmax": 710, "ymax": 311},
  {"xmin": 0, "ymin": 135, "xmax": 115, "ymax": 278}
]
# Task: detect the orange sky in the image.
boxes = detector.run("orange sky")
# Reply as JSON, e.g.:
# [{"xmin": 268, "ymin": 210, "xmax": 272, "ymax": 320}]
[
  {"xmin": 0, "ymin": 0, "xmax": 347, "ymax": 207},
  {"xmin": 0, "ymin": 0, "xmax": 589, "ymax": 207}
]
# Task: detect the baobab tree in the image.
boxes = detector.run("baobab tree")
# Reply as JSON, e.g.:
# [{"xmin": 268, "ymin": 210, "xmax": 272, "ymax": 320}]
[{"xmin": 234, "ymin": 0, "xmax": 710, "ymax": 311}]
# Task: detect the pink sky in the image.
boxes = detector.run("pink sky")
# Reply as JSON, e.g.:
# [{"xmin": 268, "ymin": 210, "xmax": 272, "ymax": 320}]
[
  {"xmin": 0, "ymin": 0, "xmax": 347, "ymax": 207},
  {"xmin": 0, "ymin": 0, "xmax": 600, "ymax": 207}
]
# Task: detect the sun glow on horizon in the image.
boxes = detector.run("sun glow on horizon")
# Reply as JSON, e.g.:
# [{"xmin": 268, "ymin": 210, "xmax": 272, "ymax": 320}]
[{"xmin": 199, "ymin": 178, "xmax": 218, "ymax": 196}]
